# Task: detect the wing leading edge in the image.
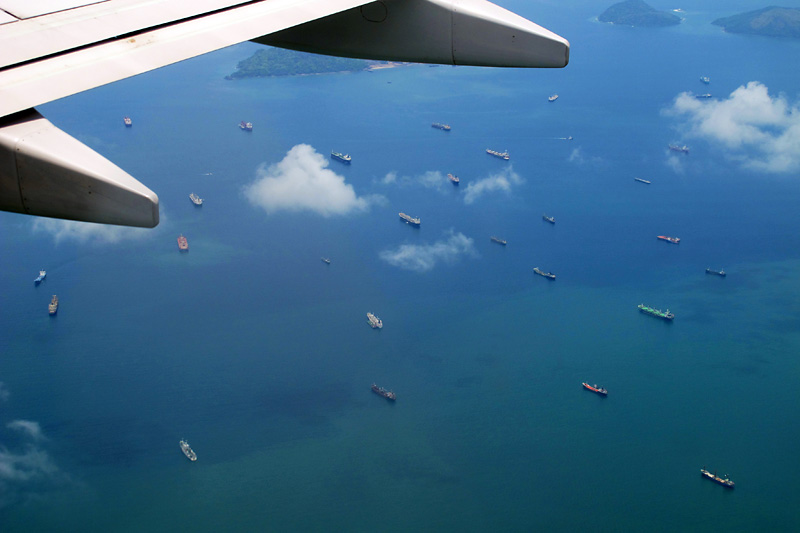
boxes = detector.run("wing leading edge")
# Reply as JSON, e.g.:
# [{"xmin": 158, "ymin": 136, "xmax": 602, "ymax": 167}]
[{"xmin": 0, "ymin": 0, "xmax": 569, "ymax": 228}]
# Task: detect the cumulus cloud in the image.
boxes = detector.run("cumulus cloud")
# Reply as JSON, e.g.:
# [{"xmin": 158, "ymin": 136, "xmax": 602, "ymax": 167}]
[
  {"xmin": 0, "ymin": 419, "xmax": 64, "ymax": 509},
  {"xmin": 379, "ymin": 230, "xmax": 476, "ymax": 272},
  {"xmin": 244, "ymin": 144, "xmax": 380, "ymax": 216},
  {"xmin": 665, "ymin": 154, "xmax": 685, "ymax": 174},
  {"xmin": 379, "ymin": 170, "xmax": 447, "ymax": 190},
  {"xmin": 463, "ymin": 167, "xmax": 523, "ymax": 205},
  {"xmin": 32, "ymin": 218, "xmax": 152, "ymax": 244},
  {"xmin": 7, "ymin": 420, "xmax": 45, "ymax": 442},
  {"xmin": 666, "ymin": 81, "xmax": 800, "ymax": 173},
  {"xmin": 0, "ymin": 447, "xmax": 57, "ymax": 483},
  {"xmin": 567, "ymin": 147, "xmax": 603, "ymax": 167}
]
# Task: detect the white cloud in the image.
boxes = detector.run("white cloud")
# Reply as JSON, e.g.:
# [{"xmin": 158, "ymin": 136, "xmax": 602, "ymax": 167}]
[
  {"xmin": 244, "ymin": 144, "xmax": 380, "ymax": 216},
  {"xmin": 0, "ymin": 447, "xmax": 57, "ymax": 483},
  {"xmin": 379, "ymin": 231, "xmax": 476, "ymax": 272},
  {"xmin": 568, "ymin": 147, "xmax": 585, "ymax": 164},
  {"xmin": 666, "ymin": 81, "xmax": 800, "ymax": 173},
  {"xmin": 567, "ymin": 147, "xmax": 603, "ymax": 167},
  {"xmin": 379, "ymin": 170, "xmax": 447, "ymax": 190},
  {"xmin": 463, "ymin": 167, "xmax": 523, "ymax": 205},
  {"xmin": 665, "ymin": 154, "xmax": 685, "ymax": 174},
  {"xmin": 7, "ymin": 420, "xmax": 45, "ymax": 441},
  {"xmin": 0, "ymin": 442, "xmax": 62, "ymax": 509},
  {"xmin": 32, "ymin": 218, "xmax": 152, "ymax": 244}
]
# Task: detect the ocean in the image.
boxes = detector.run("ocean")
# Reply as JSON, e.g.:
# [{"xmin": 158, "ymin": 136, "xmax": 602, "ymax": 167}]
[{"xmin": 2, "ymin": 1, "xmax": 800, "ymax": 530}]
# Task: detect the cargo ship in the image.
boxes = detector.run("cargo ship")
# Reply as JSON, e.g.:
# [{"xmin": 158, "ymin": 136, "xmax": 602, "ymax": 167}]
[
  {"xmin": 638, "ymin": 304, "xmax": 674, "ymax": 320},
  {"xmin": 548, "ymin": 94, "xmax": 559, "ymax": 102},
  {"xmin": 331, "ymin": 151, "xmax": 352, "ymax": 164},
  {"xmin": 177, "ymin": 234, "xmax": 188, "ymax": 252},
  {"xmin": 34, "ymin": 270, "xmax": 46, "ymax": 285},
  {"xmin": 657, "ymin": 235, "xmax": 680, "ymax": 244},
  {"xmin": 700, "ymin": 76, "xmax": 710, "ymax": 84},
  {"xmin": 448, "ymin": 173, "xmax": 460, "ymax": 185},
  {"xmin": 367, "ymin": 312, "xmax": 383, "ymax": 329},
  {"xmin": 634, "ymin": 177, "xmax": 651, "ymax": 184},
  {"xmin": 542, "ymin": 214, "xmax": 555, "ymax": 224},
  {"xmin": 668, "ymin": 144, "xmax": 690, "ymax": 154},
  {"xmin": 371, "ymin": 383, "xmax": 396, "ymax": 401},
  {"xmin": 490, "ymin": 236, "xmax": 507, "ymax": 245},
  {"xmin": 123, "ymin": 116, "xmax": 132, "ymax": 127},
  {"xmin": 399, "ymin": 212, "xmax": 421, "ymax": 226},
  {"xmin": 533, "ymin": 267, "xmax": 556, "ymax": 280},
  {"xmin": 582, "ymin": 382, "xmax": 608, "ymax": 396},
  {"xmin": 700, "ymin": 468, "xmax": 734, "ymax": 489},
  {"xmin": 48, "ymin": 295, "xmax": 58, "ymax": 315},
  {"xmin": 189, "ymin": 193, "xmax": 203, "ymax": 206},
  {"xmin": 486, "ymin": 149, "xmax": 510, "ymax": 160},
  {"xmin": 180, "ymin": 439, "xmax": 197, "ymax": 461},
  {"xmin": 239, "ymin": 121, "xmax": 253, "ymax": 131},
  {"xmin": 706, "ymin": 268, "xmax": 726, "ymax": 277},
  {"xmin": 431, "ymin": 122, "xmax": 451, "ymax": 131}
]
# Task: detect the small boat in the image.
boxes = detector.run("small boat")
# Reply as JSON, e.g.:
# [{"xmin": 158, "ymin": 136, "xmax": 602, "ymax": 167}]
[
  {"xmin": 486, "ymin": 149, "xmax": 510, "ymax": 160},
  {"xmin": 700, "ymin": 468, "xmax": 734, "ymax": 488},
  {"xmin": 367, "ymin": 312, "xmax": 383, "ymax": 329},
  {"xmin": 123, "ymin": 116, "xmax": 132, "ymax": 127},
  {"xmin": 331, "ymin": 151, "xmax": 352, "ymax": 164},
  {"xmin": 447, "ymin": 173, "xmax": 460, "ymax": 185},
  {"xmin": 177, "ymin": 234, "xmax": 189, "ymax": 252},
  {"xmin": 657, "ymin": 235, "xmax": 680, "ymax": 244},
  {"xmin": 399, "ymin": 212, "xmax": 421, "ymax": 226},
  {"xmin": 490, "ymin": 236, "xmax": 507, "ymax": 245},
  {"xmin": 705, "ymin": 268, "xmax": 726, "ymax": 277},
  {"xmin": 548, "ymin": 94, "xmax": 559, "ymax": 102},
  {"xmin": 431, "ymin": 123, "xmax": 451, "ymax": 131},
  {"xmin": 48, "ymin": 295, "xmax": 58, "ymax": 315},
  {"xmin": 371, "ymin": 383, "xmax": 396, "ymax": 401},
  {"xmin": 700, "ymin": 76, "xmax": 710, "ymax": 84},
  {"xmin": 542, "ymin": 214, "xmax": 555, "ymax": 224},
  {"xmin": 696, "ymin": 93, "xmax": 712, "ymax": 99},
  {"xmin": 533, "ymin": 267, "xmax": 556, "ymax": 280},
  {"xmin": 582, "ymin": 382, "xmax": 608, "ymax": 396},
  {"xmin": 668, "ymin": 144, "xmax": 690, "ymax": 154},
  {"xmin": 34, "ymin": 270, "xmax": 46, "ymax": 285},
  {"xmin": 239, "ymin": 121, "xmax": 253, "ymax": 131},
  {"xmin": 321, "ymin": 257, "xmax": 331, "ymax": 264},
  {"xmin": 638, "ymin": 304, "xmax": 674, "ymax": 320},
  {"xmin": 634, "ymin": 177, "xmax": 651, "ymax": 184},
  {"xmin": 189, "ymin": 193, "xmax": 203, "ymax": 206},
  {"xmin": 180, "ymin": 439, "xmax": 197, "ymax": 461}
]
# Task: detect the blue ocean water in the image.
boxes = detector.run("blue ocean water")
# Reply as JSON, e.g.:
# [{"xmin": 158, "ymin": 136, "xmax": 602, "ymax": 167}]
[{"xmin": 2, "ymin": 1, "xmax": 800, "ymax": 530}]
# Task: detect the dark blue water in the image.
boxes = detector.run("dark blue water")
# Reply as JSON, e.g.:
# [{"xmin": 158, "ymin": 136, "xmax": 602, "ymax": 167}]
[{"xmin": 2, "ymin": 1, "xmax": 800, "ymax": 530}]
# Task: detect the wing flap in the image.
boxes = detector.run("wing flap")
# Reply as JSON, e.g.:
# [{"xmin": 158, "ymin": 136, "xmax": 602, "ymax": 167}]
[{"xmin": 0, "ymin": 0, "xmax": 368, "ymax": 118}]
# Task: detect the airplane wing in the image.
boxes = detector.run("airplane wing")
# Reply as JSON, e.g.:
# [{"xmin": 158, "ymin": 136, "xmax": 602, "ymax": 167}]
[{"xmin": 0, "ymin": 0, "xmax": 569, "ymax": 228}]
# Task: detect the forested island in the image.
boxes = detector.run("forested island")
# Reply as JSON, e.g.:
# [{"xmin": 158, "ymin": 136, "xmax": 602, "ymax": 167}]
[
  {"xmin": 713, "ymin": 7, "xmax": 800, "ymax": 39},
  {"xmin": 228, "ymin": 47, "xmax": 390, "ymax": 79},
  {"xmin": 598, "ymin": 0, "xmax": 681, "ymax": 27}
]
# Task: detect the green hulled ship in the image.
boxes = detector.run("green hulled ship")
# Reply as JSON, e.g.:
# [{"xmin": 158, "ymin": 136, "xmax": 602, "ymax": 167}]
[{"xmin": 638, "ymin": 304, "xmax": 674, "ymax": 320}]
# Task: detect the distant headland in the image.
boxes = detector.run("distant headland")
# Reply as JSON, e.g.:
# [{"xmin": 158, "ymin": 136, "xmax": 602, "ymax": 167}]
[
  {"xmin": 598, "ymin": 0, "xmax": 681, "ymax": 27},
  {"xmin": 712, "ymin": 7, "xmax": 800, "ymax": 39},
  {"xmin": 227, "ymin": 47, "xmax": 393, "ymax": 79}
]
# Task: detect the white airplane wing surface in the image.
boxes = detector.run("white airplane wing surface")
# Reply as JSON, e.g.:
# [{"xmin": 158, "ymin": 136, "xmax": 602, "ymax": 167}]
[{"xmin": 0, "ymin": 0, "xmax": 569, "ymax": 227}]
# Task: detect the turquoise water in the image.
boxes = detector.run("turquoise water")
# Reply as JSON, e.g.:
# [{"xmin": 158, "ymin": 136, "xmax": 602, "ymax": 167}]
[{"xmin": 2, "ymin": 1, "xmax": 800, "ymax": 530}]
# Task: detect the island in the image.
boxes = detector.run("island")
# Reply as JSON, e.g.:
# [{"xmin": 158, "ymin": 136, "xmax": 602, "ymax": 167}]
[
  {"xmin": 712, "ymin": 7, "xmax": 800, "ymax": 39},
  {"xmin": 228, "ymin": 47, "xmax": 392, "ymax": 79},
  {"xmin": 598, "ymin": 0, "xmax": 681, "ymax": 27}
]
